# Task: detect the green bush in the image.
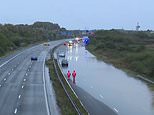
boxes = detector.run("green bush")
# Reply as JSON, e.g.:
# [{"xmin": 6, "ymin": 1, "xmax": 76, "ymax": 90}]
[
  {"xmin": 88, "ymin": 30, "xmax": 154, "ymax": 79},
  {"xmin": 0, "ymin": 22, "xmax": 67, "ymax": 56}
]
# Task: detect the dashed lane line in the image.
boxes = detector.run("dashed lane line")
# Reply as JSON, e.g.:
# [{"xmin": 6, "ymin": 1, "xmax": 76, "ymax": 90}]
[
  {"xmin": 114, "ymin": 108, "xmax": 119, "ymax": 113},
  {"xmin": 18, "ymin": 95, "xmax": 21, "ymax": 99},
  {"xmin": 14, "ymin": 108, "xmax": 18, "ymax": 114},
  {"xmin": 22, "ymin": 85, "xmax": 24, "ymax": 89}
]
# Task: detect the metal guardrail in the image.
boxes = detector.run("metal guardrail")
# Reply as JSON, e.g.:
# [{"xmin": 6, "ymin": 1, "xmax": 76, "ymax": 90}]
[
  {"xmin": 136, "ymin": 75, "xmax": 154, "ymax": 84},
  {"xmin": 50, "ymin": 46, "xmax": 82, "ymax": 115},
  {"xmin": 53, "ymin": 59, "xmax": 81, "ymax": 115}
]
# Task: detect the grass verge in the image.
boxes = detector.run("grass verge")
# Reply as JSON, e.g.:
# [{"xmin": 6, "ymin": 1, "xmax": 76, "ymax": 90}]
[
  {"xmin": 87, "ymin": 46, "xmax": 154, "ymax": 82},
  {"xmin": 87, "ymin": 30, "xmax": 154, "ymax": 82}
]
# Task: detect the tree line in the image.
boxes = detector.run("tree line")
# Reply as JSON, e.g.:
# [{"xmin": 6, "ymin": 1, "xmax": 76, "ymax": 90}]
[{"xmin": 0, "ymin": 22, "xmax": 66, "ymax": 56}]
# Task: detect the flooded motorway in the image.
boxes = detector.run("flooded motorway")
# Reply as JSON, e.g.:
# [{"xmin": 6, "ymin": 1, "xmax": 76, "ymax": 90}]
[{"xmin": 57, "ymin": 44, "xmax": 154, "ymax": 115}]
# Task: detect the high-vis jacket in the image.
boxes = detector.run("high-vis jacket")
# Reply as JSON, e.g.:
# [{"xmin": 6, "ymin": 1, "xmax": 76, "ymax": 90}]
[
  {"xmin": 67, "ymin": 71, "xmax": 71, "ymax": 79},
  {"xmin": 72, "ymin": 71, "xmax": 76, "ymax": 78}
]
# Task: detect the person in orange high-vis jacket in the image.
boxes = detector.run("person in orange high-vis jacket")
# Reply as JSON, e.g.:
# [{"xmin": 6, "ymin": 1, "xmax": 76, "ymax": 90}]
[
  {"xmin": 72, "ymin": 70, "xmax": 76, "ymax": 84},
  {"xmin": 67, "ymin": 70, "xmax": 71, "ymax": 80}
]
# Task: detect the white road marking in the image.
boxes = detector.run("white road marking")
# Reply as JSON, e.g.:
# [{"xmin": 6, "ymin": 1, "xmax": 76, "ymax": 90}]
[
  {"xmin": 99, "ymin": 94, "xmax": 104, "ymax": 99},
  {"xmin": 24, "ymin": 79, "xmax": 26, "ymax": 81},
  {"xmin": 25, "ymin": 73, "xmax": 28, "ymax": 76},
  {"xmin": 8, "ymin": 73, "xmax": 10, "ymax": 75},
  {"xmin": 12, "ymin": 68, "xmax": 13, "ymax": 71},
  {"xmin": 22, "ymin": 85, "xmax": 24, "ymax": 89},
  {"xmin": 4, "ymin": 78, "xmax": 6, "ymax": 81},
  {"xmin": 0, "ymin": 45, "xmax": 39, "ymax": 68},
  {"xmin": 0, "ymin": 54, "xmax": 21, "ymax": 68},
  {"xmin": 0, "ymin": 85, "xmax": 1, "ymax": 87},
  {"xmin": 14, "ymin": 108, "xmax": 18, "ymax": 114},
  {"xmin": 42, "ymin": 58, "xmax": 50, "ymax": 115},
  {"xmin": 114, "ymin": 108, "xmax": 119, "ymax": 113},
  {"xmin": 18, "ymin": 95, "xmax": 21, "ymax": 99}
]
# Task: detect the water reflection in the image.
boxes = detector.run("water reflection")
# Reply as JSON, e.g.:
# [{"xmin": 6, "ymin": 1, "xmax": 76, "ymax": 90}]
[{"xmin": 59, "ymin": 45, "xmax": 154, "ymax": 115}]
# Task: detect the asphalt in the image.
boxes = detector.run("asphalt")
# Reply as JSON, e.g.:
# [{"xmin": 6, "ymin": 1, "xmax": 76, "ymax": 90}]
[
  {"xmin": 0, "ymin": 40, "xmax": 63, "ymax": 115},
  {"xmin": 56, "ymin": 45, "xmax": 118, "ymax": 115},
  {"xmin": 69, "ymin": 80, "xmax": 117, "ymax": 115}
]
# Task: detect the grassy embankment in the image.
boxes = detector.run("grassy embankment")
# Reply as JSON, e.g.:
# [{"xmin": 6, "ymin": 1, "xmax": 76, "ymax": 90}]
[
  {"xmin": 87, "ymin": 30, "xmax": 154, "ymax": 81},
  {"xmin": 46, "ymin": 59, "xmax": 88, "ymax": 115}
]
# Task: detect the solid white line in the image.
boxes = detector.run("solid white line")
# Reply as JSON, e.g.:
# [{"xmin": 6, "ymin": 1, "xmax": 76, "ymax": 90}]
[
  {"xmin": 114, "ymin": 108, "xmax": 119, "ymax": 113},
  {"xmin": 25, "ymin": 73, "xmax": 28, "ymax": 76},
  {"xmin": 0, "ymin": 85, "xmax": 1, "ymax": 87},
  {"xmin": 0, "ymin": 53, "xmax": 22, "ymax": 68},
  {"xmin": 0, "ymin": 45, "xmax": 39, "ymax": 68},
  {"xmin": 99, "ymin": 94, "xmax": 104, "ymax": 99},
  {"xmin": 4, "ymin": 78, "xmax": 6, "ymax": 81},
  {"xmin": 42, "ymin": 58, "xmax": 50, "ymax": 115},
  {"xmin": 14, "ymin": 108, "xmax": 18, "ymax": 114}
]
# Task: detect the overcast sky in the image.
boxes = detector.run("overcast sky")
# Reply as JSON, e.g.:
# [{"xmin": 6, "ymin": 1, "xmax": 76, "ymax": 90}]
[{"xmin": 0, "ymin": 0, "xmax": 154, "ymax": 30}]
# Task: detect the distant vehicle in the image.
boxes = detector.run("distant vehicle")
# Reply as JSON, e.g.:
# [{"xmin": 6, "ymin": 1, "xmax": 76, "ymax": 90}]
[
  {"xmin": 64, "ymin": 42, "xmax": 67, "ymax": 46},
  {"xmin": 61, "ymin": 59, "xmax": 68, "ymax": 67},
  {"xmin": 58, "ymin": 52, "xmax": 65, "ymax": 57},
  {"xmin": 68, "ymin": 40, "xmax": 73, "ymax": 46},
  {"xmin": 75, "ymin": 37, "xmax": 82, "ymax": 42},
  {"xmin": 31, "ymin": 57, "xmax": 38, "ymax": 61},
  {"xmin": 43, "ymin": 43, "xmax": 50, "ymax": 46}
]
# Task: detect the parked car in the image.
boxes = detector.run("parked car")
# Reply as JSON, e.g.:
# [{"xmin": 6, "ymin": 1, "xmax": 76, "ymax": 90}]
[
  {"xmin": 61, "ymin": 59, "xmax": 68, "ymax": 67},
  {"xmin": 31, "ymin": 57, "xmax": 38, "ymax": 61},
  {"xmin": 43, "ymin": 43, "xmax": 50, "ymax": 46}
]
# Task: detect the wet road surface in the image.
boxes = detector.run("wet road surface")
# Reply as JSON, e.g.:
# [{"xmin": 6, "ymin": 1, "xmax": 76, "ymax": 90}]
[
  {"xmin": 0, "ymin": 41, "xmax": 63, "ymax": 115},
  {"xmin": 57, "ymin": 44, "xmax": 154, "ymax": 115}
]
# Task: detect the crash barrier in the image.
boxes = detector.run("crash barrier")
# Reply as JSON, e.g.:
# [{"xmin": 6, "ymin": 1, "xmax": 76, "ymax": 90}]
[
  {"xmin": 50, "ymin": 45, "xmax": 89, "ymax": 115},
  {"xmin": 136, "ymin": 75, "xmax": 154, "ymax": 84}
]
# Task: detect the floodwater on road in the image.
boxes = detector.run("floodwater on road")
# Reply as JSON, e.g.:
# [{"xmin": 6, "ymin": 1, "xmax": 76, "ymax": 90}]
[{"xmin": 58, "ymin": 45, "xmax": 154, "ymax": 115}]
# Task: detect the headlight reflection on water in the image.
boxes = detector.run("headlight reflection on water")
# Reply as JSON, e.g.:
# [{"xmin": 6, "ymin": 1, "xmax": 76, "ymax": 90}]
[
  {"xmin": 75, "ymin": 56, "xmax": 78, "ymax": 62},
  {"xmin": 68, "ymin": 46, "xmax": 73, "ymax": 53},
  {"xmin": 67, "ymin": 43, "xmax": 80, "ymax": 62},
  {"xmin": 67, "ymin": 56, "xmax": 72, "ymax": 61}
]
